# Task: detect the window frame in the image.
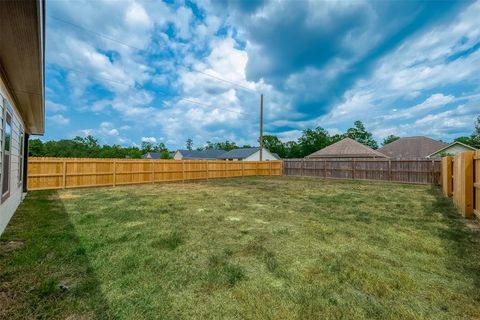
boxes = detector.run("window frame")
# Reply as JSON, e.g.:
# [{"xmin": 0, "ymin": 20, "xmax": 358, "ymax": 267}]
[
  {"xmin": 18, "ymin": 128, "xmax": 24, "ymax": 186},
  {"xmin": 1, "ymin": 107, "xmax": 12, "ymax": 203}
]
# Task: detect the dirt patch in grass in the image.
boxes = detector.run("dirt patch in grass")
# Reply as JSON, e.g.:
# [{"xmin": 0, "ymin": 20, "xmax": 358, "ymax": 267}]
[{"xmin": 0, "ymin": 240, "xmax": 24, "ymax": 255}]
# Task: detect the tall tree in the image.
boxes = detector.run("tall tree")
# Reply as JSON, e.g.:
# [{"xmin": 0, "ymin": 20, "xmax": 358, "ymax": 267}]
[
  {"xmin": 186, "ymin": 138, "xmax": 193, "ymax": 150},
  {"xmin": 261, "ymin": 135, "xmax": 285, "ymax": 158},
  {"xmin": 297, "ymin": 127, "xmax": 331, "ymax": 157},
  {"xmin": 382, "ymin": 135, "xmax": 400, "ymax": 146},
  {"xmin": 346, "ymin": 121, "xmax": 378, "ymax": 149},
  {"xmin": 141, "ymin": 141, "xmax": 155, "ymax": 154}
]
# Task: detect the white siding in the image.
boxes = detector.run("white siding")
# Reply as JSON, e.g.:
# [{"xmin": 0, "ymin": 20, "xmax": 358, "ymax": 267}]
[
  {"xmin": 0, "ymin": 77, "xmax": 26, "ymax": 235},
  {"xmin": 173, "ymin": 151, "xmax": 183, "ymax": 160},
  {"xmin": 244, "ymin": 148, "xmax": 278, "ymax": 161},
  {"xmin": 429, "ymin": 143, "xmax": 476, "ymax": 158}
]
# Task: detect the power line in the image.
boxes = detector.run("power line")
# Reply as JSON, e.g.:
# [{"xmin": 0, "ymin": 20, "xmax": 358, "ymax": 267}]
[
  {"xmin": 46, "ymin": 63, "xmax": 250, "ymax": 116},
  {"xmin": 48, "ymin": 15, "xmax": 144, "ymax": 51},
  {"xmin": 49, "ymin": 14, "xmax": 256, "ymax": 93},
  {"xmin": 193, "ymin": 70, "xmax": 256, "ymax": 93}
]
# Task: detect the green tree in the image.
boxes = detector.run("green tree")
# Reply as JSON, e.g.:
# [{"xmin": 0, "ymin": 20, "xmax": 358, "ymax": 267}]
[
  {"xmin": 346, "ymin": 121, "xmax": 378, "ymax": 149},
  {"xmin": 186, "ymin": 138, "xmax": 193, "ymax": 150},
  {"xmin": 141, "ymin": 141, "xmax": 155, "ymax": 154},
  {"xmin": 382, "ymin": 135, "xmax": 400, "ymax": 146},
  {"xmin": 297, "ymin": 127, "xmax": 331, "ymax": 157},
  {"xmin": 28, "ymin": 138, "xmax": 44, "ymax": 156},
  {"xmin": 261, "ymin": 135, "xmax": 285, "ymax": 158},
  {"xmin": 160, "ymin": 150, "xmax": 171, "ymax": 159}
]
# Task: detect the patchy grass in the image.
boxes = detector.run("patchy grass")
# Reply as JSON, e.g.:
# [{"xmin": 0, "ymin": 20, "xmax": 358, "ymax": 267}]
[{"xmin": 1, "ymin": 177, "xmax": 480, "ymax": 319}]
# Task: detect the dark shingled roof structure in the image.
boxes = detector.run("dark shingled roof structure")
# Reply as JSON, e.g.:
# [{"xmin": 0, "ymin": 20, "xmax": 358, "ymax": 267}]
[
  {"xmin": 142, "ymin": 152, "xmax": 161, "ymax": 159},
  {"xmin": 177, "ymin": 149, "xmax": 227, "ymax": 160},
  {"xmin": 217, "ymin": 147, "xmax": 262, "ymax": 160},
  {"xmin": 377, "ymin": 136, "xmax": 448, "ymax": 159},
  {"xmin": 306, "ymin": 138, "xmax": 387, "ymax": 158}
]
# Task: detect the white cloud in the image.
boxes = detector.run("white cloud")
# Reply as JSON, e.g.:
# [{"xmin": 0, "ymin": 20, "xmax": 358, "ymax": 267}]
[
  {"xmin": 141, "ymin": 136, "xmax": 157, "ymax": 143},
  {"xmin": 46, "ymin": 100, "xmax": 67, "ymax": 113},
  {"xmin": 48, "ymin": 114, "xmax": 70, "ymax": 125}
]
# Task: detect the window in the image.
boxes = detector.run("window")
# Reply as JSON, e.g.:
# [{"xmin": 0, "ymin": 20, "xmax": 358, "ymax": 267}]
[
  {"xmin": 2, "ymin": 111, "xmax": 12, "ymax": 201},
  {"xmin": 18, "ymin": 129, "xmax": 24, "ymax": 185}
]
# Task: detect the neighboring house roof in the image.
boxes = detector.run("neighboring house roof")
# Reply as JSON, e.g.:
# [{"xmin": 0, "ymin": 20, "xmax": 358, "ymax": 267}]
[
  {"xmin": 427, "ymin": 141, "xmax": 477, "ymax": 157},
  {"xmin": 177, "ymin": 149, "xmax": 227, "ymax": 159},
  {"xmin": 142, "ymin": 152, "xmax": 161, "ymax": 159},
  {"xmin": 377, "ymin": 136, "xmax": 448, "ymax": 159},
  {"xmin": 217, "ymin": 147, "xmax": 261, "ymax": 159},
  {"xmin": 272, "ymin": 153, "xmax": 281, "ymax": 160},
  {"xmin": 306, "ymin": 138, "xmax": 387, "ymax": 158}
]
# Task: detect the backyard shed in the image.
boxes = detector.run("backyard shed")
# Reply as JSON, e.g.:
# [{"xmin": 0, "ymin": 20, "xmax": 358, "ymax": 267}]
[
  {"xmin": 306, "ymin": 138, "xmax": 387, "ymax": 160},
  {"xmin": 0, "ymin": 0, "xmax": 45, "ymax": 234},
  {"xmin": 377, "ymin": 136, "xmax": 448, "ymax": 159}
]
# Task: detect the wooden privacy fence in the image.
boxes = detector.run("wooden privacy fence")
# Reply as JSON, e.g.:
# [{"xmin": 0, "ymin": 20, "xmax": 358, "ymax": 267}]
[
  {"xmin": 283, "ymin": 159, "xmax": 440, "ymax": 184},
  {"xmin": 27, "ymin": 157, "xmax": 283, "ymax": 191},
  {"xmin": 441, "ymin": 151, "xmax": 479, "ymax": 220}
]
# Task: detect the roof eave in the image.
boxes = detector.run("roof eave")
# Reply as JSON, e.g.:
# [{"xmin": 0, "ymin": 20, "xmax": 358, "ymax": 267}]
[{"xmin": 0, "ymin": 0, "xmax": 45, "ymax": 135}]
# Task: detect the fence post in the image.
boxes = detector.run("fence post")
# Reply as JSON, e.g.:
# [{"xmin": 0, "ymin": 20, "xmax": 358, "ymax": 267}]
[
  {"xmin": 151, "ymin": 160, "xmax": 155, "ymax": 184},
  {"xmin": 388, "ymin": 160, "xmax": 392, "ymax": 182},
  {"xmin": 269, "ymin": 161, "xmax": 272, "ymax": 176},
  {"xmin": 62, "ymin": 161, "xmax": 66, "ymax": 189},
  {"xmin": 182, "ymin": 160, "xmax": 185, "ymax": 183},
  {"xmin": 302, "ymin": 159, "xmax": 305, "ymax": 176},
  {"xmin": 206, "ymin": 161, "xmax": 209, "ymax": 180},
  {"xmin": 113, "ymin": 160, "xmax": 116, "ymax": 187},
  {"xmin": 324, "ymin": 160, "xmax": 327, "ymax": 178},
  {"xmin": 431, "ymin": 159, "xmax": 435, "ymax": 185},
  {"xmin": 441, "ymin": 156, "xmax": 453, "ymax": 196},
  {"xmin": 452, "ymin": 151, "xmax": 474, "ymax": 218},
  {"xmin": 352, "ymin": 159, "xmax": 356, "ymax": 180},
  {"xmin": 242, "ymin": 161, "xmax": 245, "ymax": 178}
]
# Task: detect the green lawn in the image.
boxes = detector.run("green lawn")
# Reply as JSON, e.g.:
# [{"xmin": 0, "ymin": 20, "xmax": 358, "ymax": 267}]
[{"xmin": 1, "ymin": 177, "xmax": 480, "ymax": 319}]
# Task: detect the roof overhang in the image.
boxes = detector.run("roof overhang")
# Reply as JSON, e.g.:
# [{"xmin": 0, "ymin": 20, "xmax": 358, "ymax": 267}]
[{"xmin": 0, "ymin": 0, "xmax": 45, "ymax": 135}]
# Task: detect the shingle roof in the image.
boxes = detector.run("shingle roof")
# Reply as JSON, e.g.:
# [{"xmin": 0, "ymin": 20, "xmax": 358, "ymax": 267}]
[
  {"xmin": 177, "ymin": 149, "xmax": 226, "ymax": 159},
  {"xmin": 306, "ymin": 138, "xmax": 387, "ymax": 158},
  {"xmin": 377, "ymin": 136, "xmax": 448, "ymax": 159},
  {"xmin": 142, "ymin": 152, "xmax": 161, "ymax": 159},
  {"xmin": 217, "ymin": 147, "xmax": 260, "ymax": 159}
]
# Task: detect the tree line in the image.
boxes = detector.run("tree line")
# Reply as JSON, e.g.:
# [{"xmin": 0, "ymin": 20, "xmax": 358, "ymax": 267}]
[{"xmin": 29, "ymin": 117, "xmax": 479, "ymax": 159}]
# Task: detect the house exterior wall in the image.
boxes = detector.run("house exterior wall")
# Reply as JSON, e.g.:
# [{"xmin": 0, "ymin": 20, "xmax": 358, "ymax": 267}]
[
  {"xmin": 0, "ymin": 77, "xmax": 26, "ymax": 234},
  {"xmin": 173, "ymin": 151, "xmax": 183, "ymax": 160},
  {"xmin": 244, "ymin": 149, "xmax": 278, "ymax": 161},
  {"xmin": 429, "ymin": 144, "xmax": 475, "ymax": 158}
]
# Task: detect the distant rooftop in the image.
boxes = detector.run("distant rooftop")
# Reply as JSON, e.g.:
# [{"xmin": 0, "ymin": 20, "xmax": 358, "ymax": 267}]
[
  {"xmin": 306, "ymin": 138, "xmax": 387, "ymax": 158},
  {"xmin": 177, "ymin": 149, "xmax": 226, "ymax": 159},
  {"xmin": 377, "ymin": 136, "xmax": 448, "ymax": 159}
]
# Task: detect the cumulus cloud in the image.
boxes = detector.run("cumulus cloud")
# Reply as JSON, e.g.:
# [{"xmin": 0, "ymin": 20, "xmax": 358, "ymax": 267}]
[
  {"xmin": 141, "ymin": 137, "xmax": 157, "ymax": 143},
  {"xmin": 48, "ymin": 114, "xmax": 70, "ymax": 125}
]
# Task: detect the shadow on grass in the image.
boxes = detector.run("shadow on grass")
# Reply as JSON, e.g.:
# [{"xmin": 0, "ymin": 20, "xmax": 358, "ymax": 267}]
[
  {"xmin": 0, "ymin": 190, "xmax": 112, "ymax": 319},
  {"xmin": 426, "ymin": 186, "xmax": 480, "ymax": 289}
]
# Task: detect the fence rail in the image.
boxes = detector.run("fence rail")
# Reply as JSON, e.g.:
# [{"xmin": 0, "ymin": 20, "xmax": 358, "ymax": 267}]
[
  {"xmin": 27, "ymin": 157, "xmax": 283, "ymax": 191},
  {"xmin": 283, "ymin": 159, "xmax": 440, "ymax": 184}
]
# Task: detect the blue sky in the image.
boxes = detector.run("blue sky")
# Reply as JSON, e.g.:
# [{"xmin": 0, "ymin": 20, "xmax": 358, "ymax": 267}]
[{"xmin": 44, "ymin": 0, "xmax": 480, "ymax": 149}]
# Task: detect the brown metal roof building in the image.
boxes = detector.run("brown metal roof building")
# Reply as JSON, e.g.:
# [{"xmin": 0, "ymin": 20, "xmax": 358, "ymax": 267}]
[
  {"xmin": 377, "ymin": 136, "xmax": 448, "ymax": 159},
  {"xmin": 306, "ymin": 138, "xmax": 387, "ymax": 159}
]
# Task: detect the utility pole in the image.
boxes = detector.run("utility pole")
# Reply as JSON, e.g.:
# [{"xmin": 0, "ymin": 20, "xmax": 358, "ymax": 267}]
[{"xmin": 259, "ymin": 94, "xmax": 264, "ymax": 161}]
